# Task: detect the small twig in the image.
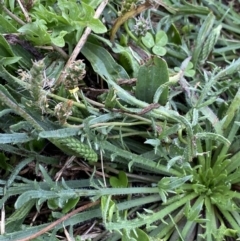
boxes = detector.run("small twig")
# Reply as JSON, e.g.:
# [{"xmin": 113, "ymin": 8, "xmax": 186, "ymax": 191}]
[
  {"xmin": 63, "ymin": 224, "xmax": 72, "ymax": 241},
  {"xmin": 100, "ymin": 150, "xmax": 107, "ymax": 187},
  {"xmin": 17, "ymin": 0, "xmax": 31, "ymax": 22},
  {"xmin": 56, "ymin": 0, "xmax": 109, "ymax": 85},
  {"xmin": 136, "ymin": 103, "xmax": 160, "ymax": 115},
  {"xmin": 17, "ymin": 200, "xmax": 100, "ymax": 241},
  {"xmin": 117, "ymin": 78, "xmax": 137, "ymax": 85},
  {"xmin": 0, "ymin": 204, "xmax": 5, "ymax": 234},
  {"xmin": 83, "ymin": 220, "xmax": 97, "ymax": 235},
  {"xmin": 54, "ymin": 156, "xmax": 76, "ymax": 181},
  {"xmin": 1, "ymin": 5, "xmax": 25, "ymax": 25}
]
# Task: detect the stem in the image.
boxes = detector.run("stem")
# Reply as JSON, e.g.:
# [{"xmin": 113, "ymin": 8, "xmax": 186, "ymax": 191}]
[
  {"xmin": 124, "ymin": 21, "xmax": 149, "ymax": 52},
  {"xmin": 0, "ymin": 91, "xmax": 43, "ymax": 131},
  {"xmin": 56, "ymin": 0, "xmax": 109, "ymax": 85},
  {"xmin": 1, "ymin": 5, "xmax": 25, "ymax": 25},
  {"xmin": 106, "ymin": 192, "xmax": 198, "ymax": 230},
  {"xmin": 101, "ymin": 140, "xmax": 182, "ymax": 176}
]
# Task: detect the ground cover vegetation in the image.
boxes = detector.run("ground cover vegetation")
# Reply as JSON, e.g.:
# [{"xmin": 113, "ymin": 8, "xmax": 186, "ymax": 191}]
[{"xmin": 0, "ymin": 0, "xmax": 240, "ymax": 240}]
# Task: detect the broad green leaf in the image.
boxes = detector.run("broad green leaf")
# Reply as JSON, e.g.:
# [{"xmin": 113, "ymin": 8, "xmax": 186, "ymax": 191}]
[
  {"xmin": 155, "ymin": 30, "xmax": 168, "ymax": 46},
  {"xmin": 57, "ymin": 1, "xmax": 106, "ymax": 34},
  {"xmin": 0, "ymin": 35, "xmax": 15, "ymax": 56},
  {"xmin": 58, "ymin": 0, "xmax": 85, "ymax": 22},
  {"xmin": 9, "ymin": 0, "xmax": 16, "ymax": 12},
  {"xmin": 62, "ymin": 197, "xmax": 80, "ymax": 213},
  {"xmin": 0, "ymin": 57, "xmax": 22, "ymax": 66},
  {"xmin": 167, "ymin": 24, "xmax": 182, "ymax": 45},
  {"xmin": 11, "ymin": 45, "xmax": 34, "ymax": 69},
  {"xmin": 91, "ymin": 34, "xmax": 140, "ymax": 77},
  {"xmin": 81, "ymin": 42, "xmax": 130, "ymax": 81},
  {"xmin": 86, "ymin": 18, "xmax": 107, "ymax": 34},
  {"xmin": 33, "ymin": 4, "xmax": 69, "ymax": 24},
  {"xmin": 18, "ymin": 19, "xmax": 52, "ymax": 45},
  {"xmin": 80, "ymin": 2, "xmax": 106, "ymax": 33},
  {"xmin": 82, "ymin": 0, "xmax": 102, "ymax": 8},
  {"xmin": 135, "ymin": 56, "xmax": 169, "ymax": 105},
  {"xmin": 0, "ymin": 14, "xmax": 17, "ymax": 33},
  {"xmin": 110, "ymin": 171, "xmax": 128, "ymax": 188},
  {"xmin": 47, "ymin": 199, "xmax": 59, "ymax": 210},
  {"xmin": 50, "ymin": 30, "xmax": 68, "ymax": 47},
  {"xmin": 141, "ymin": 32, "xmax": 155, "ymax": 49},
  {"xmin": 152, "ymin": 45, "xmax": 167, "ymax": 56}
]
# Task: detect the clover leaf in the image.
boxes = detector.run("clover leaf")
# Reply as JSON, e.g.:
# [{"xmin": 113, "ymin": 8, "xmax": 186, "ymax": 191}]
[
  {"xmin": 141, "ymin": 30, "xmax": 168, "ymax": 56},
  {"xmin": 174, "ymin": 61, "xmax": 196, "ymax": 77},
  {"xmin": 141, "ymin": 32, "xmax": 155, "ymax": 49}
]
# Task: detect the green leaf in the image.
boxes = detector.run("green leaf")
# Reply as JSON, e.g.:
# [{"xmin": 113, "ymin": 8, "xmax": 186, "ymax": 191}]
[
  {"xmin": 18, "ymin": 19, "xmax": 52, "ymax": 45},
  {"xmin": 81, "ymin": 42, "xmax": 130, "ymax": 81},
  {"xmin": 158, "ymin": 175, "xmax": 192, "ymax": 190},
  {"xmin": 82, "ymin": 0, "xmax": 102, "ymax": 8},
  {"xmin": 155, "ymin": 30, "xmax": 168, "ymax": 46},
  {"xmin": 62, "ymin": 197, "xmax": 80, "ymax": 214},
  {"xmin": 110, "ymin": 171, "xmax": 128, "ymax": 188},
  {"xmin": 50, "ymin": 30, "xmax": 68, "ymax": 47},
  {"xmin": 152, "ymin": 31, "xmax": 168, "ymax": 56},
  {"xmin": 85, "ymin": 17, "xmax": 107, "ymax": 34},
  {"xmin": 167, "ymin": 24, "xmax": 182, "ymax": 45},
  {"xmin": 0, "ymin": 35, "xmax": 15, "ymax": 56},
  {"xmin": 192, "ymin": 12, "xmax": 215, "ymax": 68},
  {"xmin": 135, "ymin": 56, "xmax": 169, "ymax": 105},
  {"xmin": 0, "ymin": 57, "xmax": 22, "ymax": 66},
  {"xmin": 0, "ymin": 14, "xmax": 17, "ymax": 33},
  {"xmin": 101, "ymin": 196, "xmax": 118, "ymax": 223},
  {"xmin": 141, "ymin": 32, "xmax": 155, "ymax": 49},
  {"xmin": 152, "ymin": 45, "xmax": 167, "ymax": 56},
  {"xmin": 58, "ymin": 1, "xmax": 107, "ymax": 34},
  {"xmin": 0, "ymin": 84, "xmax": 18, "ymax": 105},
  {"xmin": 0, "ymin": 153, "xmax": 12, "ymax": 171},
  {"xmin": 33, "ymin": 4, "xmax": 70, "ymax": 25},
  {"xmin": 0, "ymin": 133, "xmax": 33, "ymax": 144},
  {"xmin": 47, "ymin": 199, "xmax": 59, "ymax": 210},
  {"xmin": 174, "ymin": 61, "xmax": 196, "ymax": 77},
  {"xmin": 122, "ymin": 228, "xmax": 150, "ymax": 241},
  {"xmin": 91, "ymin": 34, "xmax": 140, "ymax": 77},
  {"xmin": 104, "ymin": 88, "xmax": 117, "ymax": 109},
  {"xmin": 6, "ymin": 200, "xmax": 36, "ymax": 233}
]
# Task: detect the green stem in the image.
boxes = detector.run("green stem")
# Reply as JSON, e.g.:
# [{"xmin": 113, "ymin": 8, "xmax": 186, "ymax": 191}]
[
  {"xmin": 0, "ymin": 91, "xmax": 43, "ymax": 132},
  {"xmin": 108, "ymin": 131, "xmax": 149, "ymax": 138},
  {"xmin": 106, "ymin": 192, "xmax": 198, "ymax": 230},
  {"xmin": 124, "ymin": 21, "xmax": 149, "ymax": 52},
  {"xmin": 101, "ymin": 140, "xmax": 182, "ymax": 176},
  {"xmin": 1, "ymin": 5, "xmax": 25, "ymax": 25}
]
